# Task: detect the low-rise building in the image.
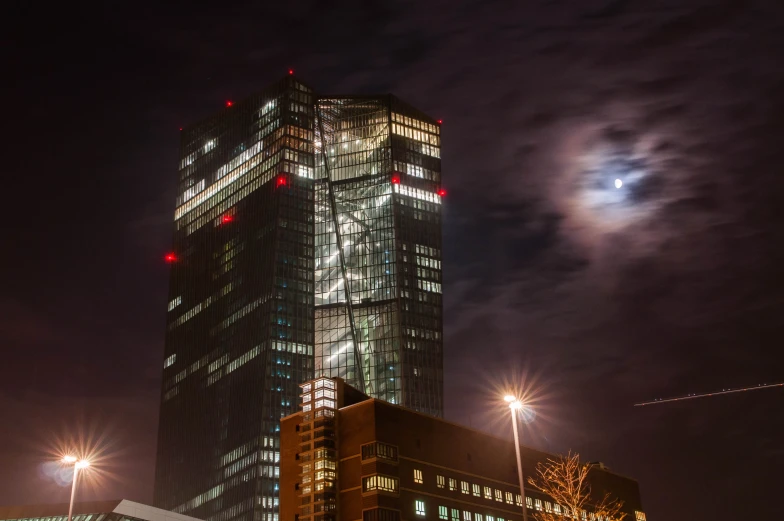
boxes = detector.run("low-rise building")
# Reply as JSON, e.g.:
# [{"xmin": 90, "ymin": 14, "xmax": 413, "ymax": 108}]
[{"xmin": 280, "ymin": 378, "xmax": 645, "ymax": 521}]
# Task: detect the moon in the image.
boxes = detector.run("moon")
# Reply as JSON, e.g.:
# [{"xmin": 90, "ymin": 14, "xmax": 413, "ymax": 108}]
[{"xmin": 614, "ymin": 178, "xmax": 623, "ymax": 189}]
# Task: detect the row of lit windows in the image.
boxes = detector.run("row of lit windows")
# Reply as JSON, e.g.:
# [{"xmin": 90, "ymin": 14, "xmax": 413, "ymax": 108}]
[
  {"xmin": 434, "ymin": 474, "xmax": 521, "ymax": 507},
  {"xmin": 393, "ymin": 161, "xmax": 440, "ymax": 182},
  {"xmin": 9, "ymin": 515, "xmax": 103, "ymax": 521},
  {"xmin": 523, "ymin": 496, "xmax": 627, "ymax": 521},
  {"xmin": 416, "ymin": 266, "xmax": 441, "ymax": 282},
  {"xmin": 175, "ymin": 137, "xmax": 277, "ymax": 219},
  {"xmin": 175, "ymin": 145, "xmax": 283, "ymax": 222},
  {"xmin": 391, "ymin": 112, "xmax": 440, "ymax": 135},
  {"xmin": 393, "ymin": 183, "xmax": 442, "ymax": 204},
  {"xmin": 392, "ymin": 123, "xmax": 440, "ymax": 147},
  {"xmin": 417, "ymin": 279, "xmax": 442, "ymax": 293},
  {"xmin": 164, "ymin": 343, "xmax": 261, "ymax": 396},
  {"xmin": 363, "ymin": 474, "xmax": 399, "ymax": 493},
  {"xmin": 416, "ymin": 255, "xmax": 441, "ymax": 269},
  {"xmin": 167, "ymin": 295, "xmax": 182, "ymax": 311},
  {"xmin": 163, "ymin": 353, "xmax": 176, "ymax": 368},
  {"xmin": 436, "ymin": 504, "xmax": 511, "ymax": 521},
  {"xmin": 405, "ymin": 327, "xmax": 441, "ymax": 340}
]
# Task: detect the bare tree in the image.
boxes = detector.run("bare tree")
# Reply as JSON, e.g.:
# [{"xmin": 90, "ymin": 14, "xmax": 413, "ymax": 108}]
[{"xmin": 527, "ymin": 452, "xmax": 627, "ymax": 521}]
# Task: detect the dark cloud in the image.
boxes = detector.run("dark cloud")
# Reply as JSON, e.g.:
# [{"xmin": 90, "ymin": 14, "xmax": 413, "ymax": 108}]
[{"xmin": 3, "ymin": 1, "xmax": 784, "ymax": 520}]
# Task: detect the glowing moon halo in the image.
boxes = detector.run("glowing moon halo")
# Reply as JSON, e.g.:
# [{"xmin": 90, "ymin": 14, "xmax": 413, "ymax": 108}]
[{"xmin": 614, "ymin": 179, "xmax": 623, "ymax": 189}]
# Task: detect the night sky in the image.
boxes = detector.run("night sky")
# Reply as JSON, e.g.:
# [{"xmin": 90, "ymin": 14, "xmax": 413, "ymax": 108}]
[{"xmin": 3, "ymin": 1, "xmax": 784, "ymax": 519}]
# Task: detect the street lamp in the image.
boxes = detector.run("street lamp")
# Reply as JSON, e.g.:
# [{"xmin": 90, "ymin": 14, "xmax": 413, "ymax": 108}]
[
  {"xmin": 61, "ymin": 455, "xmax": 90, "ymax": 521},
  {"xmin": 504, "ymin": 395, "xmax": 528, "ymax": 521}
]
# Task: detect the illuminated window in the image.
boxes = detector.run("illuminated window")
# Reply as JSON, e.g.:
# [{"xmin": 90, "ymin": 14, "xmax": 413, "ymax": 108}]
[
  {"xmin": 437, "ymin": 475, "xmax": 445, "ymax": 488},
  {"xmin": 463, "ymin": 511, "xmax": 471, "ymax": 521},
  {"xmin": 415, "ymin": 500, "xmax": 425, "ymax": 516},
  {"xmin": 494, "ymin": 490, "xmax": 503, "ymax": 502},
  {"xmin": 515, "ymin": 494, "xmax": 523, "ymax": 507},
  {"xmin": 451, "ymin": 509, "xmax": 460, "ymax": 521},
  {"xmin": 439, "ymin": 506, "xmax": 448, "ymax": 520},
  {"xmin": 581, "ymin": 510, "xmax": 587, "ymax": 520},
  {"xmin": 449, "ymin": 478, "xmax": 457, "ymax": 491},
  {"xmin": 363, "ymin": 475, "xmax": 399, "ymax": 493},
  {"xmin": 535, "ymin": 499, "xmax": 543, "ymax": 511},
  {"xmin": 526, "ymin": 497, "xmax": 533, "ymax": 509},
  {"xmin": 461, "ymin": 481, "xmax": 470, "ymax": 494},
  {"xmin": 635, "ymin": 513, "xmax": 646, "ymax": 521},
  {"xmin": 163, "ymin": 354, "xmax": 176, "ymax": 368},
  {"xmin": 168, "ymin": 296, "xmax": 182, "ymax": 311},
  {"xmin": 505, "ymin": 492, "xmax": 513, "ymax": 504},
  {"xmin": 545, "ymin": 502, "xmax": 553, "ymax": 513},
  {"xmin": 414, "ymin": 469, "xmax": 423, "ymax": 484},
  {"xmin": 475, "ymin": 515, "xmax": 483, "ymax": 521},
  {"xmin": 483, "ymin": 487, "xmax": 492, "ymax": 499},
  {"xmin": 553, "ymin": 505, "xmax": 562, "ymax": 516},
  {"xmin": 488, "ymin": 517, "xmax": 495, "ymax": 521},
  {"xmin": 472, "ymin": 484, "xmax": 480, "ymax": 497}
]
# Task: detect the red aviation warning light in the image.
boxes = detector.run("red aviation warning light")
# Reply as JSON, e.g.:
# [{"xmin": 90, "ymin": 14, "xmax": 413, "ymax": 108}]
[
  {"xmin": 164, "ymin": 253, "xmax": 177, "ymax": 263},
  {"xmin": 288, "ymin": 69, "xmax": 294, "ymax": 75},
  {"xmin": 437, "ymin": 119, "xmax": 443, "ymax": 125},
  {"xmin": 276, "ymin": 174, "xmax": 288, "ymax": 188},
  {"xmin": 437, "ymin": 188, "xmax": 447, "ymax": 197},
  {"xmin": 225, "ymin": 100, "xmax": 234, "ymax": 108},
  {"xmin": 221, "ymin": 214, "xmax": 234, "ymax": 224},
  {"xmin": 390, "ymin": 173, "xmax": 401, "ymax": 184}
]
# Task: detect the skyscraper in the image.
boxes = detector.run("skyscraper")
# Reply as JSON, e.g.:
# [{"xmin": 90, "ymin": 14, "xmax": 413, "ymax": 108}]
[
  {"xmin": 314, "ymin": 96, "xmax": 444, "ymax": 416},
  {"xmin": 154, "ymin": 75, "xmax": 444, "ymax": 521}
]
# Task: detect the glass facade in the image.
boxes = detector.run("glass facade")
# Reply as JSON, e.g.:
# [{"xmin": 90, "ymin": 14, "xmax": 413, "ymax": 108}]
[
  {"xmin": 314, "ymin": 97, "xmax": 443, "ymax": 416},
  {"xmin": 154, "ymin": 76, "xmax": 316, "ymax": 521},
  {"xmin": 154, "ymin": 78, "xmax": 443, "ymax": 521}
]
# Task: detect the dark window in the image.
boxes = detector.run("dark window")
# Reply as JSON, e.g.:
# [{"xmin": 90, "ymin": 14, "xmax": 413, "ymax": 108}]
[
  {"xmin": 361, "ymin": 442, "xmax": 399, "ymax": 462},
  {"xmin": 363, "ymin": 509, "xmax": 401, "ymax": 521}
]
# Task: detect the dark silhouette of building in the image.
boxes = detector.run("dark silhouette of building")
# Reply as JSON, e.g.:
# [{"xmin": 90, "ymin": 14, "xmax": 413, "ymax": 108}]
[
  {"xmin": 154, "ymin": 75, "xmax": 444, "ymax": 521},
  {"xmin": 280, "ymin": 378, "xmax": 646, "ymax": 521}
]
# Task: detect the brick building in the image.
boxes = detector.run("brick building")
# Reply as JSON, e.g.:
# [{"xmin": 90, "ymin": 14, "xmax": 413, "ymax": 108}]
[{"xmin": 280, "ymin": 378, "xmax": 646, "ymax": 521}]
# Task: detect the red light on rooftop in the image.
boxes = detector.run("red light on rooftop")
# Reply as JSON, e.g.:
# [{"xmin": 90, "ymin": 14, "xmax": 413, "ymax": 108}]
[
  {"xmin": 390, "ymin": 174, "xmax": 401, "ymax": 184},
  {"xmin": 225, "ymin": 100, "xmax": 234, "ymax": 108},
  {"xmin": 164, "ymin": 253, "xmax": 177, "ymax": 263},
  {"xmin": 276, "ymin": 174, "xmax": 288, "ymax": 188},
  {"xmin": 288, "ymin": 69, "xmax": 294, "ymax": 75},
  {"xmin": 437, "ymin": 119, "xmax": 443, "ymax": 125},
  {"xmin": 179, "ymin": 127, "xmax": 183, "ymax": 131},
  {"xmin": 437, "ymin": 188, "xmax": 447, "ymax": 197},
  {"xmin": 222, "ymin": 214, "xmax": 234, "ymax": 224}
]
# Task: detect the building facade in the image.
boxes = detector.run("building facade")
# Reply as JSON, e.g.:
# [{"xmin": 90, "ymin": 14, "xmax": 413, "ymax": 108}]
[
  {"xmin": 314, "ymin": 96, "xmax": 444, "ymax": 416},
  {"xmin": 0, "ymin": 500, "xmax": 202, "ymax": 521},
  {"xmin": 280, "ymin": 378, "xmax": 647, "ymax": 521},
  {"xmin": 154, "ymin": 76, "xmax": 444, "ymax": 521}
]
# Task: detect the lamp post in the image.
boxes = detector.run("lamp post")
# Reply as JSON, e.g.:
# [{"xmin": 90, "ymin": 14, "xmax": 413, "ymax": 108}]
[
  {"xmin": 504, "ymin": 395, "xmax": 528, "ymax": 521},
  {"xmin": 62, "ymin": 456, "xmax": 90, "ymax": 521}
]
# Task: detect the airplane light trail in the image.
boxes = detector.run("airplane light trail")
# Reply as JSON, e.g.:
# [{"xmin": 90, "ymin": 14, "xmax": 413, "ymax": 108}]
[{"xmin": 634, "ymin": 382, "xmax": 784, "ymax": 407}]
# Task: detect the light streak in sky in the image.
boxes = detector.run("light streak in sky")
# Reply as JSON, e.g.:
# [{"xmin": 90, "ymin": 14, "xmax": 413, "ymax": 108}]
[{"xmin": 634, "ymin": 382, "xmax": 784, "ymax": 407}]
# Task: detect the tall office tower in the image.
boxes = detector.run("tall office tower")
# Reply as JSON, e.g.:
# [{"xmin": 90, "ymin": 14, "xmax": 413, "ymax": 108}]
[
  {"xmin": 154, "ymin": 75, "xmax": 444, "ymax": 521},
  {"xmin": 313, "ymin": 97, "xmax": 444, "ymax": 417},
  {"xmin": 154, "ymin": 76, "xmax": 317, "ymax": 520}
]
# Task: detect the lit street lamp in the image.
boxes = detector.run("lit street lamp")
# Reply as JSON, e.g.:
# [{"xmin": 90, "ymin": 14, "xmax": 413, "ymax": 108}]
[
  {"xmin": 61, "ymin": 455, "xmax": 90, "ymax": 521},
  {"xmin": 504, "ymin": 395, "xmax": 528, "ymax": 521}
]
